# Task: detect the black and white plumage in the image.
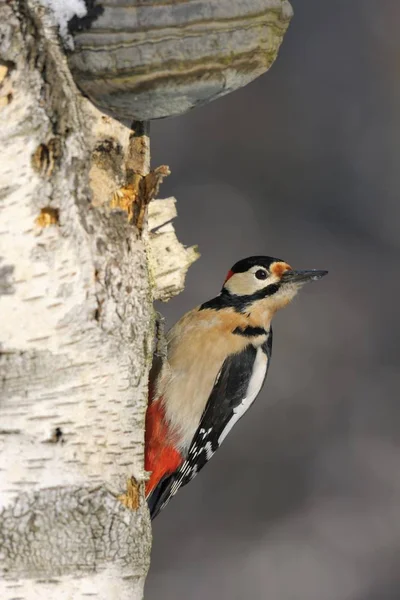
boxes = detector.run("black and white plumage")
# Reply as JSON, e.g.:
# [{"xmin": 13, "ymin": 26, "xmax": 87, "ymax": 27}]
[
  {"xmin": 148, "ymin": 331, "xmax": 272, "ymax": 519},
  {"xmin": 145, "ymin": 256, "xmax": 327, "ymax": 519}
]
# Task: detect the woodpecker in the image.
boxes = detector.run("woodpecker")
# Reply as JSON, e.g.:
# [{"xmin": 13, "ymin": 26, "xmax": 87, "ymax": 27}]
[{"xmin": 145, "ymin": 256, "xmax": 327, "ymax": 519}]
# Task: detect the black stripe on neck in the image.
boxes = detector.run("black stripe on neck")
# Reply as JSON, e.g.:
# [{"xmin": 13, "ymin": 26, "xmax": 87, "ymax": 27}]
[
  {"xmin": 199, "ymin": 284, "xmax": 281, "ymax": 313},
  {"xmin": 233, "ymin": 325, "xmax": 267, "ymax": 337}
]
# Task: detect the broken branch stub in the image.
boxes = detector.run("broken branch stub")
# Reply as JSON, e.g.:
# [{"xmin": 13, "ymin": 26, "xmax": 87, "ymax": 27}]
[{"xmin": 59, "ymin": 0, "xmax": 293, "ymax": 122}]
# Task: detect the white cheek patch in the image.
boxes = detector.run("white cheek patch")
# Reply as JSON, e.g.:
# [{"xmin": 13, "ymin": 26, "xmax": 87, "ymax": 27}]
[
  {"xmin": 218, "ymin": 347, "xmax": 268, "ymax": 445},
  {"xmin": 225, "ymin": 266, "xmax": 282, "ymax": 296}
]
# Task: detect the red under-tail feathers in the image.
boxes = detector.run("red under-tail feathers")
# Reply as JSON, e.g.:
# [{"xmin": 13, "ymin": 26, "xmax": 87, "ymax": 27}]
[{"xmin": 145, "ymin": 393, "xmax": 183, "ymax": 496}]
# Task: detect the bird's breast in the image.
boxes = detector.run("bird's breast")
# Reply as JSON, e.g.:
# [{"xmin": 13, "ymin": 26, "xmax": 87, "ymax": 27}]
[{"xmin": 156, "ymin": 308, "xmax": 270, "ymax": 452}]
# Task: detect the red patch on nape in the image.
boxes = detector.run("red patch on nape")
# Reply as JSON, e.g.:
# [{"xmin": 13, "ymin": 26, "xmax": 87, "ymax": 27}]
[
  {"xmin": 271, "ymin": 261, "xmax": 291, "ymax": 278},
  {"xmin": 145, "ymin": 398, "xmax": 183, "ymax": 496},
  {"xmin": 224, "ymin": 269, "xmax": 234, "ymax": 284}
]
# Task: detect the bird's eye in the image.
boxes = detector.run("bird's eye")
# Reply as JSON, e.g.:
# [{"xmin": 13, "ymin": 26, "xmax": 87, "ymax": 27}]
[{"xmin": 255, "ymin": 269, "xmax": 267, "ymax": 280}]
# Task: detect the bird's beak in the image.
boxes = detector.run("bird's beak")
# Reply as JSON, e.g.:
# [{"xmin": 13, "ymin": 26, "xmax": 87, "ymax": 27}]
[{"xmin": 280, "ymin": 269, "xmax": 328, "ymax": 284}]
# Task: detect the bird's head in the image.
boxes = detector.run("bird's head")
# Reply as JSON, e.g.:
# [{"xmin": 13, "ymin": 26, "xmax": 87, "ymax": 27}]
[{"xmin": 222, "ymin": 256, "xmax": 327, "ymax": 316}]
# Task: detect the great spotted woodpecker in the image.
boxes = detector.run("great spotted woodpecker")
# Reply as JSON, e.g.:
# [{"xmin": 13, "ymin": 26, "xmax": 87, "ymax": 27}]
[{"xmin": 145, "ymin": 256, "xmax": 327, "ymax": 519}]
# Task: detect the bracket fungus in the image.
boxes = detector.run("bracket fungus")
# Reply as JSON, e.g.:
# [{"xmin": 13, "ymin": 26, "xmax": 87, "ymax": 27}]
[{"xmin": 64, "ymin": 0, "xmax": 293, "ymax": 122}]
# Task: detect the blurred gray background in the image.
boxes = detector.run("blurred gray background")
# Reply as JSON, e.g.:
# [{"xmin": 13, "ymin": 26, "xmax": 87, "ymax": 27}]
[{"xmin": 147, "ymin": 1, "xmax": 400, "ymax": 599}]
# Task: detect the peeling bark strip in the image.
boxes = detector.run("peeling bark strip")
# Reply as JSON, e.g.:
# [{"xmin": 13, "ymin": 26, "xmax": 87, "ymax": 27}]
[
  {"xmin": 111, "ymin": 163, "xmax": 171, "ymax": 232},
  {"xmin": 62, "ymin": 0, "xmax": 293, "ymax": 121},
  {"xmin": 147, "ymin": 198, "xmax": 200, "ymax": 301}
]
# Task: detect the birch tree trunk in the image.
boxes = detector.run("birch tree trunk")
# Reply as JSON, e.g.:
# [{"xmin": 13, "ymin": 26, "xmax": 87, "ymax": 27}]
[{"xmin": 0, "ymin": 2, "xmax": 196, "ymax": 598}]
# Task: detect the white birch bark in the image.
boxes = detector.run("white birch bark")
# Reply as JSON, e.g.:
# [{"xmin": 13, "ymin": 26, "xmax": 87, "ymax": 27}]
[{"xmin": 0, "ymin": 1, "xmax": 197, "ymax": 598}]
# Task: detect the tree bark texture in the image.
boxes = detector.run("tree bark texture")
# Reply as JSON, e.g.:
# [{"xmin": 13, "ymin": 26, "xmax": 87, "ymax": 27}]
[{"xmin": 0, "ymin": 1, "xmax": 197, "ymax": 598}]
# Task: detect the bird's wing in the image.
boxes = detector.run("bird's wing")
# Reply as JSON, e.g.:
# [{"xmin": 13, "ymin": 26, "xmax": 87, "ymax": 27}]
[{"xmin": 148, "ymin": 332, "xmax": 272, "ymax": 519}]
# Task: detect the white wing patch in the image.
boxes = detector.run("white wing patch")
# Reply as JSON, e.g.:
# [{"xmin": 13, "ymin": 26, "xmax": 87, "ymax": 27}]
[{"xmin": 218, "ymin": 347, "xmax": 268, "ymax": 445}]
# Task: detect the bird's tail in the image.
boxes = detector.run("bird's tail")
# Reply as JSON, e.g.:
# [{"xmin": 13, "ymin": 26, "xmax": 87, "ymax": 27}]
[{"xmin": 147, "ymin": 472, "xmax": 176, "ymax": 520}]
